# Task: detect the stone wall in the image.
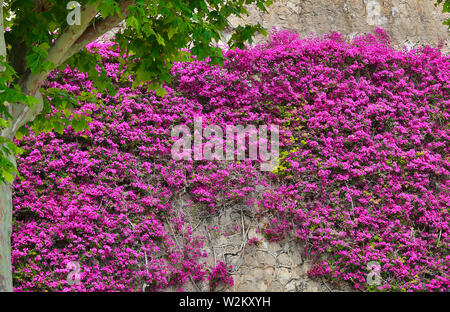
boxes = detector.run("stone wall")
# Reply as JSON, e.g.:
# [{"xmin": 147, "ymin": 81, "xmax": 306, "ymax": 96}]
[
  {"xmin": 226, "ymin": 0, "xmax": 450, "ymax": 53},
  {"xmin": 172, "ymin": 193, "xmax": 352, "ymax": 292}
]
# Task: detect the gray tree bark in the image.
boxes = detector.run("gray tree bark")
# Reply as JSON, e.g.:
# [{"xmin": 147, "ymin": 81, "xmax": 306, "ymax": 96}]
[
  {"xmin": 0, "ymin": 1, "xmax": 14, "ymax": 291},
  {"xmin": 0, "ymin": 162, "xmax": 14, "ymax": 292}
]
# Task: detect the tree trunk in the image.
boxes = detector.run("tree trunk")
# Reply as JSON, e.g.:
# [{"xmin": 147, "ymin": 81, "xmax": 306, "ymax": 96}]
[
  {"xmin": 0, "ymin": 164, "xmax": 14, "ymax": 292},
  {"xmin": 0, "ymin": 0, "xmax": 122, "ymax": 292},
  {"xmin": 0, "ymin": 0, "xmax": 13, "ymax": 292}
]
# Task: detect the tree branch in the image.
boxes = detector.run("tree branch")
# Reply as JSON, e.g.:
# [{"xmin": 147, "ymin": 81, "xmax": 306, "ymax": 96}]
[
  {"xmin": 10, "ymin": 1, "xmax": 136, "ymax": 136},
  {"xmin": 9, "ymin": 0, "xmax": 101, "ymax": 136},
  {"xmin": 61, "ymin": 0, "xmax": 135, "ymax": 64},
  {"xmin": 21, "ymin": 1, "xmax": 101, "ymax": 96},
  {"xmin": 0, "ymin": 2, "xmax": 6, "ymax": 64}
]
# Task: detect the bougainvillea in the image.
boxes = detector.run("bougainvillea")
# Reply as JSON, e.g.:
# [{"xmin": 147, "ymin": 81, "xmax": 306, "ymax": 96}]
[
  {"xmin": 12, "ymin": 28, "xmax": 449, "ymax": 292},
  {"xmin": 208, "ymin": 261, "xmax": 234, "ymax": 290}
]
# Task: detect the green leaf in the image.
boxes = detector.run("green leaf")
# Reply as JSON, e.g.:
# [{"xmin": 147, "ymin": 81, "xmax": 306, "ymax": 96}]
[
  {"xmin": 2, "ymin": 170, "xmax": 14, "ymax": 183},
  {"xmin": 168, "ymin": 26, "xmax": 178, "ymax": 39}
]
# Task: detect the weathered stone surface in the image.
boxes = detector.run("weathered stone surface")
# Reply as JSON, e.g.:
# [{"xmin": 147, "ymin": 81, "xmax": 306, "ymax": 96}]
[
  {"xmin": 225, "ymin": 0, "xmax": 450, "ymax": 53},
  {"xmin": 277, "ymin": 253, "xmax": 292, "ymax": 266},
  {"xmin": 174, "ymin": 194, "xmax": 352, "ymax": 292}
]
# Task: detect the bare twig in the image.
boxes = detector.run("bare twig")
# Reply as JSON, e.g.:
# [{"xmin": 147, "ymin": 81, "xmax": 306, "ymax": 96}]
[
  {"xmin": 167, "ymin": 220, "xmax": 201, "ymax": 292},
  {"xmin": 321, "ymin": 277, "xmax": 333, "ymax": 292},
  {"xmin": 437, "ymin": 229, "xmax": 442, "ymax": 246},
  {"xmin": 206, "ymin": 226, "xmax": 217, "ymax": 265},
  {"xmin": 345, "ymin": 182, "xmax": 354, "ymax": 211}
]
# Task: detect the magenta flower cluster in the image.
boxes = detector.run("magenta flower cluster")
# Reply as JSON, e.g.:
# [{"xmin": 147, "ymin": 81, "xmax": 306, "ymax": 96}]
[
  {"xmin": 208, "ymin": 261, "xmax": 234, "ymax": 290},
  {"xmin": 11, "ymin": 28, "xmax": 449, "ymax": 292}
]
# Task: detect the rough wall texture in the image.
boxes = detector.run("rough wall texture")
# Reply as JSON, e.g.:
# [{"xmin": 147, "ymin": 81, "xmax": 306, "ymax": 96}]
[
  {"xmin": 174, "ymin": 193, "xmax": 352, "ymax": 292},
  {"xmin": 226, "ymin": 0, "xmax": 450, "ymax": 53}
]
